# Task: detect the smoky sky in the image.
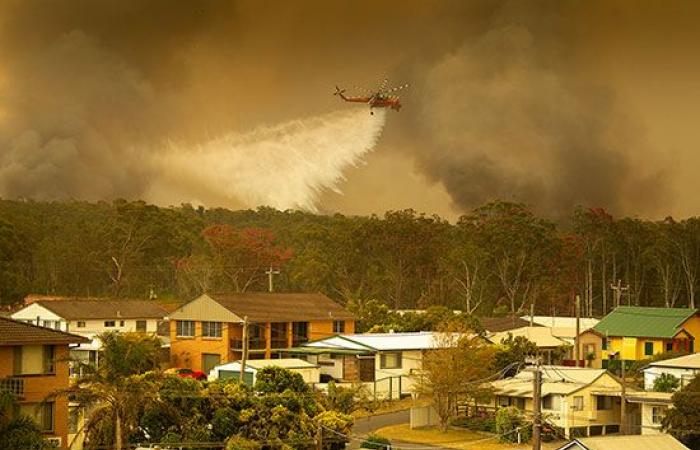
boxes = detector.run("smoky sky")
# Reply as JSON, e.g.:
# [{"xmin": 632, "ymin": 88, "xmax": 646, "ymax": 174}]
[{"xmin": 1, "ymin": 0, "xmax": 698, "ymax": 218}]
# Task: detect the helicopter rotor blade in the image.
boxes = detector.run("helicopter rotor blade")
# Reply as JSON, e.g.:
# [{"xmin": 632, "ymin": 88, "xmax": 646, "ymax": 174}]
[{"xmin": 385, "ymin": 83, "xmax": 410, "ymax": 94}]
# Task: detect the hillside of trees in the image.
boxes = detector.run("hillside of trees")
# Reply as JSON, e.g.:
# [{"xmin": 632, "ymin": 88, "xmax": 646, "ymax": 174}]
[{"xmin": 1, "ymin": 198, "xmax": 700, "ymax": 317}]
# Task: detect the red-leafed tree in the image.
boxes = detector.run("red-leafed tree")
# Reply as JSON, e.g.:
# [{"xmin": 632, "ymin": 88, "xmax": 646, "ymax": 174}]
[{"xmin": 176, "ymin": 225, "xmax": 292, "ymax": 295}]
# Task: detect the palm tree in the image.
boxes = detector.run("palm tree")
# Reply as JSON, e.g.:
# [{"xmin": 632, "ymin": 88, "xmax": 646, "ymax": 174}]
[{"xmin": 48, "ymin": 332, "xmax": 163, "ymax": 450}]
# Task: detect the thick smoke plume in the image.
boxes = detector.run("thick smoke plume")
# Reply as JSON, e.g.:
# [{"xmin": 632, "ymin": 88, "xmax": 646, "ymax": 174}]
[
  {"xmin": 151, "ymin": 109, "xmax": 386, "ymax": 210},
  {"xmin": 0, "ymin": 0, "xmax": 688, "ymax": 216}
]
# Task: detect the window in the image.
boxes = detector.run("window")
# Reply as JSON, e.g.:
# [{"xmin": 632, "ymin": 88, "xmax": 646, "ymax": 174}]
[
  {"xmin": 584, "ymin": 343, "xmax": 596, "ymax": 356},
  {"xmin": 20, "ymin": 402, "xmax": 54, "ymax": 432},
  {"xmin": 176, "ymin": 320, "xmax": 195, "ymax": 337},
  {"xmin": 498, "ymin": 396, "xmax": 511, "ymax": 407},
  {"xmin": 652, "ymin": 406, "xmax": 666, "ymax": 424},
  {"xmin": 119, "ymin": 320, "xmax": 125, "ymax": 327},
  {"xmin": 542, "ymin": 395, "xmax": 561, "ymax": 411},
  {"xmin": 644, "ymin": 341, "xmax": 654, "ymax": 356},
  {"xmin": 77, "ymin": 321, "xmax": 86, "ymax": 328},
  {"xmin": 602, "ymin": 338, "xmax": 608, "ymax": 350},
  {"xmin": 572, "ymin": 396, "xmax": 584, "ymax": 411},
  {"xmin": 292, "ymin": 322, "xmax": 309, "ymax": 345},
  {"xmin": 666, "ymin": 342, "xmax": 673, "ymax": 352},
  {"xmin": 202, "ymin": 321, "xmax": 222, "ymax": 338},
  {"xmin": 54, "ymin": 321, "xmax": 61, "ymax": 330},
  {"xmin": 136, "ymin": 320, "xmax": 147, "ymax": 332},
  {"xmin": 271, "ymin": 322, "xmax": 288, "ymax": 347},
  {"xmin": 380, "ymin": 352, "xmax": 402, "ymax": 369},
  {"xmin": 596, "ymin": 396, "xmax": 612, "ymax": 410},
  {"xmin": 333, "ymin": 320, "xmax": 345, "ymax": 333},
  {"xmin": 43, "ymin": 345, "xmax": 55, "ymax": 374},
  {"xmin": 42, "ymin": 320, "xmax": 54, "ymax": 329},
  {"xmin": 104, "ymin": 320, "xmax": 116, "ymax": 327},
  {"xmin": 515, "ymin": 398, "xmax": 525, "ymax": 410}
]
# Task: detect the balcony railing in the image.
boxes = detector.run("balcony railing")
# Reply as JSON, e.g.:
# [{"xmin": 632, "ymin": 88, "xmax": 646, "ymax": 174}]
[
  {"xmin": 230, "ymin": 338, "xmax": 267, "ymax": 350},
  {"xmin": 0, "ymin": 377, "xmax": 24, "ymax": 397}
]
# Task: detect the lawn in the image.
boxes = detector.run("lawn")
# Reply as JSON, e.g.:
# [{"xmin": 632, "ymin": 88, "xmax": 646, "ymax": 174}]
[{"xmin": 374, "ymin": 424, "xmax": 563, "ymax": 450}]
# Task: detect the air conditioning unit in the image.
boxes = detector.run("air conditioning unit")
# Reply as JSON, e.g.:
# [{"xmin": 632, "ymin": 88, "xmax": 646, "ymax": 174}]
[{"xmin": 46, "ymin": 437, "xmax": 62, "ymax": 448}]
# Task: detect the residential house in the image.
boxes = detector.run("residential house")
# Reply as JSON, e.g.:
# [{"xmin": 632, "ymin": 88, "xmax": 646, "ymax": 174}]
[
  {"xmin": 643, "ymin": 352, "xmax": 700, "ymax": 390},
  {"xmin": 11, "ymin": 299, "xmax": 170, "ymax": 374},
  {"xmin": 287, "ymin": 332, "xmax": 478, "ymax": 398},
  {"xmin": 523, "ymin": 315, "xmax": 600, "ymax": 330},
  {"xmin": 490, "ymin": 326, "xmax": 572, "ymax": 364},
  {"xmin": 625, "ymin": 391, "xmax": 674, "ymax": 435},
  {"xmin": 556, "ymin": 434, "xmax": 689, "ymax": 450},
  {"xmin": 208, "ymin": 358, "xmax": 320, "ymax": 385},
  {"xmin": 585, "ymin": 307, "xmax": 700, "ymax": 367},
  {"xmin": 483, "ymin": 366, "xmax": 624, "ymax": 438},
  {"xmin": 167, "ymin": 292, "xmax": 355, "ymax": 373},
  {"xmin": 0, "ymin": 317, "xmax": 89, "ymax": 449},
  {"xmin": 481, "ymin": 316, "xmax": 538, "ymax": 333}
]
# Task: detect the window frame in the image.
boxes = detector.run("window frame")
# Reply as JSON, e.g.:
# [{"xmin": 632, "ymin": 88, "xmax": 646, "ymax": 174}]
[
  {"xmin": 176, "ymin": 320, "xmax": 195, "ymax": 337},
  {"xmin": 651, "ymin": 406, "xmax": 666, "ymax": 424},
  {"xmin": 202, "ymin": 321, "xmax": 223, "ymax": 338},
  {"xmin": 135, "ymin": 320, "xmax": 147, "ymax": 332},
  {"xmin": 596, "ymin": 396, "xmax": 612, "ymax": 411},
  {"xmin": 77, "ymin": 321, "xmax": 86, "ymax": 328},
  {"xmin": 572, "ymin": 396, "xmax": 584, "ymax": 411},
  {"xmin": 43, "ymin": 345, "xmax": 55, "ymax": 374},
  {"xmin": 333, "ymin": 320, "xmax": 345, "ymax": 333},
  {"xmin": 104, "ymin": 320, "xmax": 116, "ymax": 328},
  {"xmin": 379, "ymin": 352, "xmax": 402, "ymax": 369},
  {"xmin": 644, "ymin": 341, "xmax": 654, "ymax": 356}
]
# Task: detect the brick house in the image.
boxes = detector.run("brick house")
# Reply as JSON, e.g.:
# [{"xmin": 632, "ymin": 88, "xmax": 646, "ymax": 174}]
[
  {"xmin": 167, "ymin": 293, "xmax": 355, "ymax": 373},
  {"xmin": 0, "ymin": 317, "xmax": 89, "ymax": 449}
]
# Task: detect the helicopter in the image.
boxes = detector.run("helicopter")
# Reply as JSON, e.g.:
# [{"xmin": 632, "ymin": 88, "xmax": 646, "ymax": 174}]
[{"xmin": 334, "ymin": 78, "xmax": 409, "ymax": 114}]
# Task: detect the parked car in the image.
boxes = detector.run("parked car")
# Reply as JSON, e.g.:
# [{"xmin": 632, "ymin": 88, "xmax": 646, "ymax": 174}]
[{"xmin": 165, "ymin": 368, "xmax": 207, "ymax": 381}]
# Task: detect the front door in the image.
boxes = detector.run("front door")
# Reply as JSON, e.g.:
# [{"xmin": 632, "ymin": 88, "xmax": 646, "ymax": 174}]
[{"xmin": 202, "ymin": 353, "xmax": 221, "ymax": 374}]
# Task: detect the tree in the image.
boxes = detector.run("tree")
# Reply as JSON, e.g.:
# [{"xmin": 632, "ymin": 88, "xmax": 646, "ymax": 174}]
[
  {"xmin": 495, "ymin": 406, "xmax": 532, "ymax": 443},
  {"xmin": 0, "ymin": 219, "xmax": 29, "ymax": 306},
  {"xmin": 202, "ymin": 225, "xmax": 293, "ymax": 292},
  {"xmin": 50, "ymin": 332, "xmax": 163, "ymax": 450},
  {"xmin": 419, "ymin": 330, "xmax": 495, "ymax": 430},
  {"xmin": 663, "ymin": 374, "xmax": 700, "ymax": 448},
  {"xmin": 0, "ymin": 392, "xmax": 48, "ymax": 450},
  {"xmin": 654, "ymin": 373, "xmax": 680, "ymax": 393},
  {"xmin": 492, "ymin": 334, "xmax": 539, "ymax": 375}
]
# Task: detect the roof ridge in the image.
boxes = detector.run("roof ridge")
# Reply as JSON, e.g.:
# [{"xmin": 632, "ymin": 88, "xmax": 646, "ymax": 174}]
[{"xmin": 0, "ymin": 316, "xmax": 90, "ymax": 341}]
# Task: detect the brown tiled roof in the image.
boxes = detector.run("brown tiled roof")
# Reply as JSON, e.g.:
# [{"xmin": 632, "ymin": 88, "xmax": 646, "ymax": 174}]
[
  {"xmin": 36, "ymin": 299, "xmax": 169, "ymax": 320},
  {"xmin": 0, "ymin": 317, "xmax": 89, "ymax": 345},
  {"xmin": 208, "ymin": 292, "xmax": 355, "ymax": 322},
  {"xmin": 481, "ymin": 316, "xmax": 540, "ymax": 333}
]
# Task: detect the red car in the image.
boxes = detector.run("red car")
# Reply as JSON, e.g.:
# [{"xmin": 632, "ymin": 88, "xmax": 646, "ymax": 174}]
[{"xmin": 165, "ymin": 368, "xmax": 207, "ymax": 381}]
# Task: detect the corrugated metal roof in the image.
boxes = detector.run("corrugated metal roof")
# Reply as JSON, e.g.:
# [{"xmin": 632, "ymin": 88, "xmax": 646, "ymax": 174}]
[
  {"xmin": 565, "ymin": 434, "xmax": 689, "ymax": 450},
  {"xmin": 491, "ymin": 366, "xmax": 612, "ymax": 397},
  {"xmin": 648, "ymin": 352, "xmax": 700, "ymax": 369},
  {"xmin": 304, "ymin": 332, "xmax": 468, "ymax": 351},
  {"xmin": 522, "ymin": 316, "xmax": 600, "ymax": 329},
  {"xmin": 490, "ymin": 326, "xmax": 570, "ymax": 348},
  {"xmin": 593, "ymin": 306, "xmax": 697, "ymax": 338}
]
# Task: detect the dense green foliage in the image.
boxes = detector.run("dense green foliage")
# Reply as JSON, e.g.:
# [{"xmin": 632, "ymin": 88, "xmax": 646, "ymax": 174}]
[
  {"xmin": 0, "ymin": 392, "xmax": 48, "ymax": 450},
  {"xmin": 57, "ymin": 332, "xmax": 353, "ymax": 449},
  {"xmin": 663, "ymin": 374, "xmax": 700, "ymax": 448},
  {"xmin": 495, "ymin": 407, "xmax": 532, "ymax": 443},
  {"xmin": 653, "ymin": 373, "xmax": 680, "ymax": 393},
  {"xmin": 4, "ymin": 198, "xmax": 700, "ymax": 316}
]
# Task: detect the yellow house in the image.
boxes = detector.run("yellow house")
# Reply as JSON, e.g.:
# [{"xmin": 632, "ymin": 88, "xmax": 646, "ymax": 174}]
[
  {"xmin": 483, "ymin": 366, "xmax": 624, "ymax": 438},
  {"xmin": 167, "ymin": 292, "xmax": 355, "ymax": 373},
  {"xmin": 586, "ymin": 307, "xmax": 700, "ymax": 367}
]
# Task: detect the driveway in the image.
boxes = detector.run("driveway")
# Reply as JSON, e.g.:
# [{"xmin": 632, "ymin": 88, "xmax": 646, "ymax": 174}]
[{"xmin": 348, "ymin": 409, "xmax": 410, "ymax": 449}]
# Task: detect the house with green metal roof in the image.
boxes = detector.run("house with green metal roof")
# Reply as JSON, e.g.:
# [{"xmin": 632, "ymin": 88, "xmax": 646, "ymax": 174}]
[{"xmin": 579, "ymin": 306, "xmax": 700, "ymax": 367}]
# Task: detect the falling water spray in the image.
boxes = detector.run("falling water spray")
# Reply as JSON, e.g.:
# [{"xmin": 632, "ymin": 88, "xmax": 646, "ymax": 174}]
[{"xmin": 151, "ymin": 108, "xmax": 387, "ymax": 210}]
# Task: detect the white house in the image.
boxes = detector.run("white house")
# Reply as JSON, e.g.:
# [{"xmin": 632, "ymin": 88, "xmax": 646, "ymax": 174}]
[
  {"xmin": 285, "ymin": 332, "xmax": 482, "ymax": 399},
  {"xmin": 208, "ymin": 358, "xmax": 320, "ymax": 385},
  {"xmin": 11, "ymin": 299, "xmax": 169, "ymax": 374},
  {"xmin": 522, "ymin": 315, "xmax": 600, "ymax": 330},
  {"xmin": 643, "ymin": 352, "xmax": 700, "ymax": 390}
]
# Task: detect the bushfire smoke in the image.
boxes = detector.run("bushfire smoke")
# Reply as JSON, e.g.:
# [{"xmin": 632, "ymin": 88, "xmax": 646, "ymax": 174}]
[{"xmin": 0, "ymin": 1, "xmax": 698, "ymax": 217}]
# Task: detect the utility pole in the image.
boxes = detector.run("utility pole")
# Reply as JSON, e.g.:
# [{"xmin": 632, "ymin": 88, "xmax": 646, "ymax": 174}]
[
  {"xmin": 530, "ymin": 303, "xmax": 535, "ymax": 327},
  {"xmin": 239, "ymin": 316, "xmax": 249, "ymax": 384},
  {"xmin": 265, "ymin": 266, "xmax": 280, "ymax": 292},
  {"xmin": 532, "ymin": 358, "xmax": 542, "ymax": 450},
  {"xmin": 620, "ymin": 358, "xmax": 627, "ymax": 435},
  {"xmin": 575, "ymin": 295, "xmax": 581, "ymax": 367},
  {"xmin": 610, "ymin": 280, "xmax": 629, "ymax": 308}
]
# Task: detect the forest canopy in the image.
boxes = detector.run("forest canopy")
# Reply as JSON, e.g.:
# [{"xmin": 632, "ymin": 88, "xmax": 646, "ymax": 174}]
[{"xmin": 1, "ymin": 198, "xmax": 698, "ymax": 317}]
